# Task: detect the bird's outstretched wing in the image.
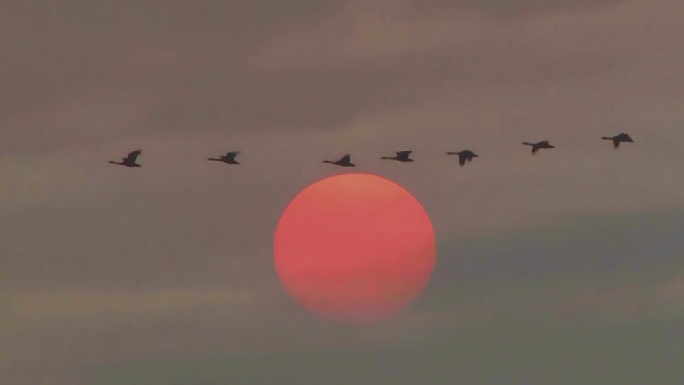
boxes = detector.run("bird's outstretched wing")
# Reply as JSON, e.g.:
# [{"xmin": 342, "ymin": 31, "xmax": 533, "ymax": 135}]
[
  {"xmin": 225, "ymin": 151, "xmax": 239, "ymax": 161},
  {"xmin": 340, "ymin": 154, "xmax": 351, "ymax": 163},
  {"xmin": 397, "ymin": 150, "xmax": 412, "ymax": 156},
  {"xmin": 613, "ymin": 139, "xmax": 620, "ymax": 149},
  {"xmin": 124, "ymin": 149, "xmax": 142, "ymax": 163},
  {"xmin": 458, "ymin": 154, "xmax": 467, "ymax": 166}
]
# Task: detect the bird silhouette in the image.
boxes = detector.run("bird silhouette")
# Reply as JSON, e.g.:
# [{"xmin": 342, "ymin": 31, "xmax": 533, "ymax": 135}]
[
  {"xmin": 601, "ymin": 133, "xmax": 634, "ymax": 149},
  {"xmin": 208, "ymin": 151, "xmax": 240, "ymax": 164},
  {"xmin": 446, "ymin": 150, "xmax": 478, "ymax": 166},
  {"xmin": 109, "ymin": 149, "xmax": 142, "ymax": 167},
  {"xmin": 323, "ymin": 154, "xmax": 356, "ymax": 167},
  {"xmin": 522, "ymin": 140, "xmax": 555, "ymax": 154},
  {"xmin": 381, "ymin": 150, "xmax": 414, "ymax": 162}
]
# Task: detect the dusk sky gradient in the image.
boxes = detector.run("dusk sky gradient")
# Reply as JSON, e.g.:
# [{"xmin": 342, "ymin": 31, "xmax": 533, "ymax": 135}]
[{"xmin": 2, "ymin": 1, "xmax": 684, "ymax": 384}]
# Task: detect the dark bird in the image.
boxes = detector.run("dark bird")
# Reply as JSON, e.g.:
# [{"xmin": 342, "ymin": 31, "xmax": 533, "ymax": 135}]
[
  {"xmin": 109, "ymin": 149, "xmax": 142, "ymax": 167},
  {"xmin": 323, "ymin": 154, "xmax": 356, "ymax": 167},
  {"xmin": 208, "ymin": 151, "xmax": 240, "ymax": 164},
  {"xmin": 601, "ymin": 133, "xmax": 634, "ymax": 149},
  {"xmin": 522, "ymin": 140, "xmax": 555, "ymax": 154},
  {"xmin": 446, "ymin": 150, "xmax": 478, "ymax": 166},
  {"xmin": 381, "ymin": 150, "xmax": 414, "ymax": 162}
]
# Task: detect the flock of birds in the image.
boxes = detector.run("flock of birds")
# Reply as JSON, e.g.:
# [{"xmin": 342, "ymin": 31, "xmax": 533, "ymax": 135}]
[{"xmin": 108, "ymin": 133, "xmax": 635, "ymax": 168}]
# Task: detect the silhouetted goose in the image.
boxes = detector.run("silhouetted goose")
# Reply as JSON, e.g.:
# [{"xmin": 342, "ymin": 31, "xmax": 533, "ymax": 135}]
[
  {"xmin": 522, "ymin": 140, "xmax": 555, "ymax": 155},
  {"xmin": 323, "ymin": 154, "xmax": 356, "ymax": 167},
  {"xmin": 208, "ymin": 151, "xmax": 240, "ymax": 164},
  {"xmin": 601, "ymin": 133, "xmax": 633, "ymax": 149},
  {"xmin": 381, "ymin": 150, "xmax": 414, "ymax": 162},
  {"xmin": 446, "ymin": 150, "xmax": 478, "ymax": 166},
  {"xmin": 109, "ymin": 149, "xmax": 142, "ymax": 167}
]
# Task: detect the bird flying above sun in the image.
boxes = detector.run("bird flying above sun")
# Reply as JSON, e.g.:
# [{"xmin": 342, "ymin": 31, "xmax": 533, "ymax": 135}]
[{"xmin": 273, "ymin": 173, "xmax": 436, "ymax": 324}]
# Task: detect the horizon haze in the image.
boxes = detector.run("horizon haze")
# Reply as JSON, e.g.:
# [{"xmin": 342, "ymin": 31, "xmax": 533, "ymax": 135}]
[{"xmin": 2, "ymin": 1, "xmax": 684, "ymax": 384}]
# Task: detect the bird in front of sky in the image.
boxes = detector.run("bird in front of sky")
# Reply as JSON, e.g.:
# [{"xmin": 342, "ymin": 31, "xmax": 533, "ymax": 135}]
[
  {"xmin": 522, "ymin": 140, "xmax": 555, "ymax": 155},
  {"xmin": 323, "ymin": 154, "xmax": 356, "ymax": 167},
  {"xmin": 381, "ymin": 150, "xmax": 414, "ymax": 162},
  {"xmin": 601, "ymin": 133, "xmax": 634, "ymax": 149},
  {"xmin": 208, "ymin": 151, "xmax": 240, "ymax": 164},
  {"xmin": 446, "ymin": 150, "xmax": 478, "ymax": 166},
  {"xmin": 109, "ymin": 149, "xmax": 142, "ymax": 168}
]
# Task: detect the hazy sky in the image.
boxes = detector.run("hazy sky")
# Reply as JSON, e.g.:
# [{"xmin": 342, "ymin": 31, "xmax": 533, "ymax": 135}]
[{"xmin": 2, "ymin": 1, "xmax": 684, "ymax": 384}]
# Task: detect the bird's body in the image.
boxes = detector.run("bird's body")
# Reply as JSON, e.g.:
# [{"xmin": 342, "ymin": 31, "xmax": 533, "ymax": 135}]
[
  {"xmin": 522, "ymin": 140, "xmax": 555, "ymax": 154},
  {"xmin": 446, "ymin": 150, "xmax": 478, "ymax": 166},
  {"xmin": 109, "ymin": 149, "xmax": 142, "ymax": 167},
  {"xmin": 323, "ymin": 154, "xmax": 356, "ymax": 167},
  {"xmin": 381, "ymin": 150, "xmax": 414, "ymax": 162},
  {"xmin": 208, "ymin": 151, "xmax": 240, "ymax": 164},
  {"xmin": 601, "ymin": 133, "xmax": 634, "ymax": 149}
]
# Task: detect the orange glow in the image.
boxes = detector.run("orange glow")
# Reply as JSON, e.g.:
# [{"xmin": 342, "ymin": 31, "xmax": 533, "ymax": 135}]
[{"xmin": 273, "ymin": 173, "xmax": 436, "ymax": 323}]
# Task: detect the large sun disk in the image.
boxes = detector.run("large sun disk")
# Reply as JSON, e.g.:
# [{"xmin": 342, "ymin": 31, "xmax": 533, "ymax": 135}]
[{"xmin": 273, "ymin": 173, "xmax": 436, "ymax": 323}]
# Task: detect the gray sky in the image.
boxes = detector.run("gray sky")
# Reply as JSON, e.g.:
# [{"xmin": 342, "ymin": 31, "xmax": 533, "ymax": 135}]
[{"xmin": 2, "ymin": 1, "xmax": 684, "ymax": 384}]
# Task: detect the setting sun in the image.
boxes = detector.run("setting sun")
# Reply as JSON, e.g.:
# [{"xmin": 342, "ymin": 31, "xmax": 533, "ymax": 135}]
[{"xmin": 273, "ymin": 173, "xmax": 436, "ymax": 323}]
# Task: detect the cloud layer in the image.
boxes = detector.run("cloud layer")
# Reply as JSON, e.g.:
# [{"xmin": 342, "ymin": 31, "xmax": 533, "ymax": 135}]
[{"xmin": 3, "ymin": 0, "xmax": 684, "ymax": 384}]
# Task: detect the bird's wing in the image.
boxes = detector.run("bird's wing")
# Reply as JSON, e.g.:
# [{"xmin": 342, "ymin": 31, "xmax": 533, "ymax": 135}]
[
  {"xmin": 540, "ymin": 140, "xmax": 549, "ymax": 145},
  {"xmin": 458, "ymin": 154, "xmax": 466, "ymax": 166},
  {"xmin": 397, "ymin": 150, "xmax": 412, "ymax": 156},
  {"xmin": 340, "ymin": 154, "xmax": 351, "ymax": 163},
  {"xmin": 225, "ymin": 151, "xmax": 239, "ymax": 160},
  {"xmin": 532, "ymin": 146, "xmax": 539, "ymax": 154},
  {"xmin": 125, "ymin": 150, "xmax": 142, "ymax": 162},
  {"xmin": 613, "ymin": 139, "xmax": 620, "ymax": 149}
]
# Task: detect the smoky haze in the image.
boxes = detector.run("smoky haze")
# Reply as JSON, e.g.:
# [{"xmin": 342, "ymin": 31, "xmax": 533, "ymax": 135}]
[{"xmin": 2, "ymin": 0, "xmax": 684, "ymax": 384}]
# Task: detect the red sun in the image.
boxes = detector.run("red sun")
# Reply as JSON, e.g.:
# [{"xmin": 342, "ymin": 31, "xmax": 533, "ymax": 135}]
[{"xmin": 273, "ymin": 173, "xmax": 436, "ymax": 323}]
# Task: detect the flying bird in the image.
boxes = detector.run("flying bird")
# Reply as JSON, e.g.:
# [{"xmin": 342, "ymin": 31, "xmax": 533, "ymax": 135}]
[
  {"xmin": 208, "ymin": 151, "xmax": 240, "ymax": 164},
  {"xmin": 381, "ymin": 150, "xmax": 414, "ymax": 162},
  {"xmin": 601, "ymin": 133, "xmax": 634, "ymax": 149},
  {"xmin": 446, "ymin": 150, "xmax": 478, "ymax": 166},
  {"xmin": 522, "ymin": 140, "xmax": 555, "ymax": 155},
  {"xmin": 109, "ymin": 149, "xmax": 142, "ymax": 167},
  {"xmin": 323, "ymin": 154, "xmax": 356, "ymax": 167}
]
